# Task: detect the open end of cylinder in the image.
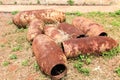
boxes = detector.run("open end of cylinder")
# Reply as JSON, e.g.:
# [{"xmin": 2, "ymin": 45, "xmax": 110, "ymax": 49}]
[
  {"xmin": 99, "ymin": 32, "xmax": 107, "ymax": 36},
  {"xmin": 61, "ymin": 43, "xmax": 65, "ymax": 52},
  {"xmin": 51, "ymin": 64, "xmax": 67, "ymax": 79},
  {"xmin": 77, "ymin": 34, "xmax": 86, "ymax": 38}
]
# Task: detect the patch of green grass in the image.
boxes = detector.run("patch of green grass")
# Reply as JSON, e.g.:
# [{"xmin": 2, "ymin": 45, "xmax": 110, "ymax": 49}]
[
  {"xmin": 33, "ymin": 62, "xmax": 40, "ymax": 71},
  {"xmin": 109, "ymin": 12, "xmax": 117, "ymax": 17},
  {"xmin": 9, "ymin": 54, "xmax": 17, "ymax": 59},
  {"xmin": 79, "ymin": 55, "xmax": 92, "ymax": 65},
  {"xmin": 74, "ymin": 62, "xmax": 83, "ymax": 68},
  {"xmin": 67, "ymin": 0, "xmax": 74, "ymax": 6},
  {"xmin": 85, "ymin": 11, "xmax": 105, "ymax": 17},
  {"xmin": 74, "ymin": 61, "xmax": 90, "ymax": 76},
  {"xmin": 86, "ymin": 58, "xmax": 92, "ymax": 65},
  {"xmin": 7, "ymin": 20, "xmax": 13, "ymax": 25},
  {"xmin": 2, "ymin": 61, "xmax": 10, "ymax": 66},
  {"xmin": 0, "ymin": 1, "xmax": 3, "ymax": 4},
  {"xmin": 14, "ymin": 1, "xmax": 17, "ymax": 4},
  {"xmin": 11, "ymin": 11, "xmax": 19, "ymax": 15},
  {"xmin": 15, "ymin": 28, "xmax": 27, "ymax": 33},
  {"xmin": 13, "ymin": 33, "xmax": 30, "ymax": 51},
  {"xmin": 15, "ymin": 36, "xmax": 27, "ymax": 44},
  {"xmin": 66, "ymin": 11, "xmax": 82, "ymax": 16},
  {"xmin": 66, "ymin": 10, "xmax": 120, "ymax": 27},
  {"xmin": 108, "ymin": 10, "xmax": 120, "ymax": 17},
  {"xmin": 29, "ymin": 2, "xmax": 32, "ymax": 5},
  {"xmin": 0, "ymin": 44, "xmax": 5, "ymax": 47},
  {"xmin": 111, "ymin": 20, "xmax": 120, "ymax": 27},
  {"xmin": 12, "ymin": 45, "xmax": 22, "ymax": 52},
  {"xmin": 102, "ymin": 45, "xmax": 120, "ymax": 59},
  {"xmin": 115, "ymin": 10, "xmax": 120, "ymax": 15},
  {"xmin": 115, "ymin": 66, "xmax": 120, "ymax": 77},
  {"xmin": 74, "ymin": 55, "xmax": 92, "ymax": 76},
  {"xmin": 79, "ymin": 68, "xmax": 90, "ymax": 76},
  {"xmin": 21, "ymin": 59, "xmax": 29, "ymax": 66},
  {"xmin": 37, "ymin": 0, "xmax": 40, "ymax": 4}
]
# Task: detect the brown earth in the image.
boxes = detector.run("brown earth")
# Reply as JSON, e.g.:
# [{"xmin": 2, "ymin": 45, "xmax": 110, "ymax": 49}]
[{"xmin": 0, "ymin": 11, "xmax": 120, "ymax": 80}]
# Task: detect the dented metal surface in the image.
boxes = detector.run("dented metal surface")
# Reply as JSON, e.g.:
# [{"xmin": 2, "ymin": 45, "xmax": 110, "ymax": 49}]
[
  {"xmin": 13, "ymin": 9, "xmax": 65, "ymax": 27},
  {"xmin": 32, "ymin": 34, "xmax": 67, "ymax": 79},
  {"xmin": 72, "ymin": 17, "xmax": 107, "ymax": 37},
  {"xmin": 27, "ymin": 19, "xmax": 45, "ymax": 41},
  {"xmin": 58, "ymin": 22, "xmax": 85, "ymax": 38},
  {"xmin": 62, "ymin": 36, "xmax": 118, "ymax": 58},
  {"xmin": 43, "ymin": 26, "xmax": 70, "ymax": 44}
]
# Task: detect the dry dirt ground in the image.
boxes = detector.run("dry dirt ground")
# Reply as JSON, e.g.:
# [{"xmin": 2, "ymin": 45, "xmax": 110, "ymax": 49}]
[
  {"xmin": 0, "ymin": 11, "xmax": 120, "ymax": 80},
  {"xmin": 1, "ymin": 5, "xmax": 120, "ymax": 13},
  {"xmin": 0, "ymin": 0, "xmax": 118, "ymax": 5}
]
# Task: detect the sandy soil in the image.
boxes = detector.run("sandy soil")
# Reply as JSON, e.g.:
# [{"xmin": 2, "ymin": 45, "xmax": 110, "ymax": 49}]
[{"xmin": 0, "ymin": 0, "xmax": 117, "ymax": 5}]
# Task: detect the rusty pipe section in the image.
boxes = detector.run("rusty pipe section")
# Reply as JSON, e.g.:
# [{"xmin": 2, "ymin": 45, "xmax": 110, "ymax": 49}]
[
  {"xmin": 62, "ymin": 36, "xmax": 118, "ymax": 58},
  {"xmin": 32, "ymin": 34, "xmax": 67, "ymax": 79},
  {"xmin": 58, "ymin": 22, "xmax": 85, "ymax": 38},
  {"xmin": 27, "ymin": 19, "xmax": 44, "ymax": 42},
  {"xmin": 72, "ymin": 17, "xmax": 107, "ymax": 37},
  {"xmin": 13, "ymin": 9, "xmax": 65, "ymax": 27},
  {"xmin": 43, "ymin": 26, "xmax": 70, "ymax": 44}
]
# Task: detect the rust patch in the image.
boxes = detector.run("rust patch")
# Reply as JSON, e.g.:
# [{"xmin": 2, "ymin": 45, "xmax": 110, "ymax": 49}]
[
  {"xmin": 32, "ymin": 34, "xmax": 67, "ymax": 79},
  {"xmin": 13, "ymin": 9, "xmax": 65, "ymax": 27},
  {"xmin": 27, "ymin": 19, "xmax": 44, "ymax": 42},
  {"xmin": 72, "ymin": 17, "xmax": 107, "ymax": 37},
  {"xmin": 58, "ymin": 22, "xmax": 85, "ymax": 38},
  {"xmin": 62, "ymin": 36, "xmax": 118, "ymax": 58},
  {"xmin": 43, "ymin": 26, "xmax": 69, "ymax": 44}
]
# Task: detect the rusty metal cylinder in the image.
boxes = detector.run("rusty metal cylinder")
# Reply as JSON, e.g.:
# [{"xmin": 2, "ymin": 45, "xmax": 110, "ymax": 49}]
[
  {"xmin": 13, "ymin": 9, "xmax": 66, "ymax": 27},
  {"xmin": 72, "ymin": 17, "xmax": 107, "ymax": 37},
  {"xmin": 58, "ymin": 22, "xmax": 85, "ymax": 38},
  {"xmin": 32, "ymin": 34, "xmax": 67, "ymax": 79},
  {"xmin": 43, "ymin": 26, "xmax": 70, "ymax": 44},
  {"xmin": 27, "ymin": 19, "xmax": 44, "ymax": 41},
  {"xmin": 62, "ymin": 36, "xmax": 118, "ymax": 58}
]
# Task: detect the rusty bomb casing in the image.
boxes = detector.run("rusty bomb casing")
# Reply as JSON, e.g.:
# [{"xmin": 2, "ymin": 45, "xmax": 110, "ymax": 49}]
[
  {"xmin": 43, "ymin": 26, "xmax": 70, "ymax": 44},
  {"xmin": 27, "ymin": 19, "xmax": 44, "ymax": 42},
  {"xmin": 62, "ymin": 36, "xmax": 118, "ymax": 58},
  {"xmin": 32, "ymin": 34, "xmax": 67, "ymax": 79},
  {"xmin": 72, "ymin": 17, "xmax": 107, "ymax": 37},
  {"xmin": 57, "ymin": 22, "xmax": 85, "ymax": 38},
  {"xmin": 13, "ymin": 9, "xmax": 66, "ymax": 27}
]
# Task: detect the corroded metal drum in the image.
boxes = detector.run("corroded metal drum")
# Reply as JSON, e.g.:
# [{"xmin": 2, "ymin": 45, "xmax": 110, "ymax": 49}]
[
  {"xmin": 72, "ymin": 17, "xmax": 107, "ymax": 37},
  {"xmin": 62, "ymin": 36, "xmax": 118, "ymax": 58},
  {"xmin": 32, "ymin": 34, "xmax": 67, "ymax": 79},
  {"xmin": 44, "ymin": 26, "xmax": 69, "ymax": 44},
  {"xmin": 27, "ymin": 19, "xmax": 44, "ymax": 41},
  {"xmin": 13, "ymin": 9, "xmax": 66, "ymax": 27},
  {"xmin": 58, "ymin": 22, "xmax": 85, "ymax": 38}
]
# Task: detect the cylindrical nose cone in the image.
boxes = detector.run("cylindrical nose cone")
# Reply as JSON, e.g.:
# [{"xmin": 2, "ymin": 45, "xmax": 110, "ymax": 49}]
[
  {"xmin": 58, "ymin": 22, "xmax": 85, "ymax": 38},
  {"xmin": 72, "ymin": 17, "xmax": 107, "ymax": 37},
  {"xmin": 32, "ymin": 34, "xmax": 67, "ymax": 79},
  {"xmin": 62, "ymin": 36, "xmax": 118, "ymax": 58}
]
